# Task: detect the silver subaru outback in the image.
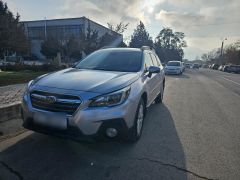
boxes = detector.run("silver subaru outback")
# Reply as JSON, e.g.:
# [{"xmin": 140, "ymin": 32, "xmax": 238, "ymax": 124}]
[{"xmin": 21, "ymin": 47, "xmax": 165, "ymax": 142}]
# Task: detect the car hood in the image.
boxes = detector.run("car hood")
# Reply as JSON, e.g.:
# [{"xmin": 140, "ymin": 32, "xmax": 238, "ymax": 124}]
[{"xmin": 34, "ymin": 68, "xmax": 140, "ymax": 93}]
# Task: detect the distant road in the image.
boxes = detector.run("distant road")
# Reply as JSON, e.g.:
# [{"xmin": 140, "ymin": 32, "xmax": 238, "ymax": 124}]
[
  {"xmin": 200, "ymin": 68, "xmax": 240, "ymax": 96},
  {"xmin": 0, "ymin": 69, "xmax": 240, "ymax": 180}
]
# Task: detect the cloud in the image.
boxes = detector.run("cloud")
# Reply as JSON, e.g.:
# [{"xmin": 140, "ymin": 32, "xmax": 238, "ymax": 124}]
[
  {"xmin": 155, "ymin": 0, "xmax": 240, "ymax": 30},
  {"xmin": 53, "ymin": 0, "xmax": 154, "ymax": 39},
  {"xmin": 56, "ymin": 0, "xmax": 148, "ymax": 25},
  {"xmin": 155, "ymin": 10, "xmax": 205, "ymax": 29}
]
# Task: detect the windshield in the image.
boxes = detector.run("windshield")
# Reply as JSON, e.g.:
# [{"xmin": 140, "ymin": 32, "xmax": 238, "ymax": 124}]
[
  {"xmin": 167, "ymin": 62, "xmax": 181, "ymax": 66},
  {"xmin": 76, "ymin": 50, "xmax": 142, "ymax": 72}
]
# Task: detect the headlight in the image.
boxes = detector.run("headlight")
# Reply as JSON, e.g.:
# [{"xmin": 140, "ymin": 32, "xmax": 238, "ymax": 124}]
[
  {"xmin": 24, "ymin": 80, "xmax": 34, "ymax": 95},
  {"xmin": 27, "ymin": 80, "xmax": 34, "ymax": 89},
  {"xmin": 89, "ymin": 86, "xmax": 131, "ymax": 107}
]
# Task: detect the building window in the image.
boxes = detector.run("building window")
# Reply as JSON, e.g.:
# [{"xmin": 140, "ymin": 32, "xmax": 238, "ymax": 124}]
[
  {"xmin": 27, "ymin": 25, "xmax": 84, "ymax": 40},
  {"xmin": 47, "ymin": 25, "xmax": 83, "ymax": 39},
  {"xmin": 28, "ymin": 27, "xmax": 45, "ymax": 40}
]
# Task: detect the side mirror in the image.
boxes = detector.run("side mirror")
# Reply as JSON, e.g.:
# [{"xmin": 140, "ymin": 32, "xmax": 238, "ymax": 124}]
[
  {"xmin": 148, "ymin": 66, "xmax": 160, "ymax": 77},
  {"xmin": 148, "ymin": 66, "xmax": 160, "ymax": 73}
]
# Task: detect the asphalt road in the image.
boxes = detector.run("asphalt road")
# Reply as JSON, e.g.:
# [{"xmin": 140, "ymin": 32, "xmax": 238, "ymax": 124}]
[{"xmin": 0, "ymin": 69, "xmax": 240, "ymax": 180}]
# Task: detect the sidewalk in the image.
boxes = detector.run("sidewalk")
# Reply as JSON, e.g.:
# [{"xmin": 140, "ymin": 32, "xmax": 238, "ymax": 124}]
[{"xmin": 0, "ymin": 84, "xmax": 26, "ymax": 108}]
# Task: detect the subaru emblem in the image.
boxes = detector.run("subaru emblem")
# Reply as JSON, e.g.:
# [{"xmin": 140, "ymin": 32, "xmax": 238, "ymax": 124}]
[{"xmin": 46, "ymin": 96, "xmax": 57, "ymax": 104}]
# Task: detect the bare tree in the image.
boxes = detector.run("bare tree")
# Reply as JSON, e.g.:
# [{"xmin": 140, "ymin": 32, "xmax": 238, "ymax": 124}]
[{"xmin": 107, "ymin": 22, "xmax": 129, "ymax": 34}]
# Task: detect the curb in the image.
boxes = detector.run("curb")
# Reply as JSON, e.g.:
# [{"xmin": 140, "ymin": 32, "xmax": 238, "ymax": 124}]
[{"xmin": 0, "ymin": 102, "xmax": 21, "ymax": 123}]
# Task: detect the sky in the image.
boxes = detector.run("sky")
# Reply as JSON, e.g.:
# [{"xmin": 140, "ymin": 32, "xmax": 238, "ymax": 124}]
[{"xmin": 6, "ymin": 0, "xmax": 240, "ymax": 60}]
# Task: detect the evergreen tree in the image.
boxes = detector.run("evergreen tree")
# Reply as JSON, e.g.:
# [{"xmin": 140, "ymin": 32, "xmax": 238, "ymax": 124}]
[
  {"xmin": 0, "ymin": 0, "xmax": 29, "ymax": 58},
  {"xmin": 129, "ymin": 21, "xmax": 153, "ymax": 48}
]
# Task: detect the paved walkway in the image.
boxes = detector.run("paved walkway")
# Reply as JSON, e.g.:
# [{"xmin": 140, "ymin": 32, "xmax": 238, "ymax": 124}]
[{"xmin": 0, "ymin": 84, "xmax": 26, "ymax": 107}]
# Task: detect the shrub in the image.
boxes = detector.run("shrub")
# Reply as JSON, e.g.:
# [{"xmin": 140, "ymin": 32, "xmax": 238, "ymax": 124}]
[{"xmin": 0, "ymin": 64, "xmax": 66, "ymax": 72}]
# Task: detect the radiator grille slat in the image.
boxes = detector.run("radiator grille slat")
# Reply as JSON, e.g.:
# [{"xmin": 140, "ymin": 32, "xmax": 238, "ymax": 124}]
[{"xmin": 30, "ymin": 91, "xmax": 81, "ymax": 115}]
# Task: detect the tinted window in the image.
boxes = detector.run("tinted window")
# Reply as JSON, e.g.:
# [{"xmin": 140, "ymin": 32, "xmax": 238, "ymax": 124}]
[
  {"xmin": 76, "ymin": 50, "xmax": 142, "ymax": 72},
  {"xmin": 167, "ymin": 61, "xmax": 181, "ymax": 66},
  {"xmin": 144, "ymin": 53, "xmax": 154, "ymax": 69}
]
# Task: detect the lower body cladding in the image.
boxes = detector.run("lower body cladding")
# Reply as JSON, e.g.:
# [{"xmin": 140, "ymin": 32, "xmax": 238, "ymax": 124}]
[{"xmin": 21, "ymin": 98, "xmax": 138, "ymax": 141}]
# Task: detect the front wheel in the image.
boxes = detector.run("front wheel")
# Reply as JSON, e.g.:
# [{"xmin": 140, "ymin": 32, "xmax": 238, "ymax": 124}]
[{"xmin": 127, "ymin": 99, "xmax": 145, "ymax": 142}]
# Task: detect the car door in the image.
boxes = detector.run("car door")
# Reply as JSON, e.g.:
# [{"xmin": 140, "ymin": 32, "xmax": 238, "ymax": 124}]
[
  {"xmin": 154, "ymin": 54, "xmax": 165, "ymax": 92},
  {"xmin": 150, "ymin": 53, "xmax": 164, "ymax": 98},
  {"xmin": 143, "ymin": 52, "xmax": 160, "ymax": 105}
]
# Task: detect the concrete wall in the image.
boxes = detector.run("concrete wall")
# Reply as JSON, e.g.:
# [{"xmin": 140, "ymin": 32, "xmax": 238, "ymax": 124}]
[
  {"xmin": 0, "ymin": 103, "xmax": 24, "ymax": 138},
  {"xmin": 0, "ymin": 103, "xmax": 21, "ymax": 123}
]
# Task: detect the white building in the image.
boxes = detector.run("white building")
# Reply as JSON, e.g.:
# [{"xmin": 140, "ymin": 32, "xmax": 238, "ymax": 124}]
[{"xmin": 22, "ymin": 17, "xmax": 123, "ymax": 60}]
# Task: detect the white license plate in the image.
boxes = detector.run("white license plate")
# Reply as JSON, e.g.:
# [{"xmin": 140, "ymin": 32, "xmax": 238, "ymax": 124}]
[{"xmin": 33, "ymin": 111, "xmax": 67, "ymax": 130}]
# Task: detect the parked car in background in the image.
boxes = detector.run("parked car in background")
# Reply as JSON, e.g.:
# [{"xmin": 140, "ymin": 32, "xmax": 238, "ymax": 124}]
[
  {"xmin": 202, "ymin": 64, "xmax": 209, "ymax": 68},
  {"xmin": 185, "ymin": 63, "xmax": 192, "ymax": 69},
  {"xmin": 228, "ymin": 65, "xmax": 240, "ymax": 74},
  {"xmin": 218, "ymin": 65, "xmax": 224, "ymax": 71},
  {"xmin": 21, "ymin": 47, "xmax": 165, "ymax": 142},
  {"xmin": 234, "ymin": 65, "xmax": 240, "ymax": 74},
  {"xmin": 165, "ymin": 61, "xmax": 184, "ymax": 75},
  {"xmin": 211, "ymin": 64, "xmax": 220, "ymax": 70},
  {"xmin": 192, "ymin": 63, "xmax": 199, "ymax": 69},
  {"xmin": 182, "ymin": 62, "xmax": 185, "ymax": 72},
  {"xmin": 223, "ymin": 65, "xmax": 230, "ymax": 72}
]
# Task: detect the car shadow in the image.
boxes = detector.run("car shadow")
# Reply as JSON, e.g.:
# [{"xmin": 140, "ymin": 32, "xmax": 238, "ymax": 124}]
[{"xmin": 0, "ymin": 104, "xmax": 187, "ymax": 180}]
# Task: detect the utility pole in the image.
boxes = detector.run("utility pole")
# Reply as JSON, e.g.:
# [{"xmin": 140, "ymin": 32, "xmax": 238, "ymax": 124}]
[
  {"xmin": 220, "ymin": 38, "xmax": 227, "ymax": 65},
  {"xmin": 44, "ymin": 17, "xmax": 47, "ymax": 40}
]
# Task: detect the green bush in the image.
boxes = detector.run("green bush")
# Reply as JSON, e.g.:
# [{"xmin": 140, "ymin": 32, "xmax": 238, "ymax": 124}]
[{"xmin": 0, "ymin": 64, "xmax": 67, "ymax": 72}]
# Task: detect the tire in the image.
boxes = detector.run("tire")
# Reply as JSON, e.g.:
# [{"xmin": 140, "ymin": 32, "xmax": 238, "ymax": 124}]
[
  {"xmin": 155, "ymin": 92, "xmax": 163, "ymax": 104},
  {"xmin": 155, "ymin": 83, "xmax": 164, "ymax": 104},
  {"xmin": 127, "ymin": 99, "xmax": 145, "ymax": 142}
]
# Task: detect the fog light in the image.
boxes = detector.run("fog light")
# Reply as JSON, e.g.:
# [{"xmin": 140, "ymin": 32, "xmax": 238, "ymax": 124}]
[{"xmin": 106, "ymin": 128, "xmax": 118, "ymax": 138}]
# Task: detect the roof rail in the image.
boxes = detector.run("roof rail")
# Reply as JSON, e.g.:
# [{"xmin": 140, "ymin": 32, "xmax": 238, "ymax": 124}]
[
  {"xmin": 141, "ymin": 46, "xmax": 156, "ymax": 52},
  {"xmin": 100, "ymin": 46, "xmax": 116, "ymax": 49},
  {"xmin": 141, "ymin": 46, "xmax": 151, "ymax": 51}
]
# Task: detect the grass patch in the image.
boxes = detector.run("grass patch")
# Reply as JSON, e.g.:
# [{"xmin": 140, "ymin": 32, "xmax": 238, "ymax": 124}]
[{"xmin": 0, "ymin": 71, "xmax": 47, "ymax": 86}]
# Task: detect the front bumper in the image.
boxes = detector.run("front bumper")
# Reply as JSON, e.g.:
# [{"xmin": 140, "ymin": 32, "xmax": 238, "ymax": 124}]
[
  {"xmin": 22, "ymin": 117, "xmax": 129, "ymax": 140},
  {"xmin": 21, "ymin": 91, "xmax": 138, "ymax": 140},
  {"xmin": 165, "ymin": 69, "xmax": 181, "ymax": 75}
]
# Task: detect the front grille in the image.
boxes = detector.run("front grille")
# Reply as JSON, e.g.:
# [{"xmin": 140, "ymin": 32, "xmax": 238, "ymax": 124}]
[{"xmin": 30, "ymin": 90, "xmax": 81, "ymax": 115}]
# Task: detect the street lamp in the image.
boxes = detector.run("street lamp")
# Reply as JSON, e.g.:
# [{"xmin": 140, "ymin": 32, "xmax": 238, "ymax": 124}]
[{"xmin": 220, "ymin": 38, "xmax": 227, "ymax": 65}]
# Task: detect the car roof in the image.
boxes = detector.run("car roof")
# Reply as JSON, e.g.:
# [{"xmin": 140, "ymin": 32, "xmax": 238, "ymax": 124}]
[
  {"xmin": 168, "ymin": 61, "xmax": 181, "ymax": 63},
  {"xmin": 98, "ymin": 48, "xmax": 142, "ymax": 53}
]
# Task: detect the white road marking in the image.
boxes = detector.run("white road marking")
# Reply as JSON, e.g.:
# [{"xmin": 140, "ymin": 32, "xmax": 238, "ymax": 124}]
[{"xmin": 221, "ymin": 77, "xmax": 240, "ymax": 86}]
